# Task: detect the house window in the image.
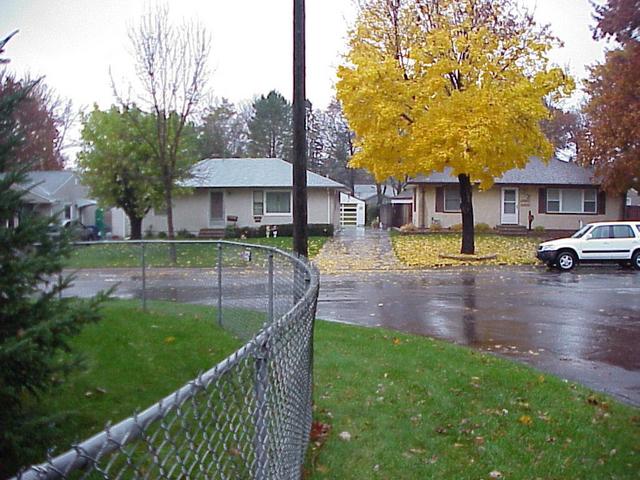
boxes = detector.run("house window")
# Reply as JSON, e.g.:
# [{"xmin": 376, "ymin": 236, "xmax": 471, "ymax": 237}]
[
  {"xmin": 253, "ymin": 190, "xmax": 264, "ymax": 216},
  {"xmin": 546, "ymin": 189, "xmax": 598, "ymax": 214},
  {"xmin": 444, "ymin": 186, "xmax": 461, "ymax": 212},
  {"xmin": 584, "ymin": 190, "xmax": 597, "ymax": 213},
  {"xmin": 63, "ymin": 204, "xmax": 72, "ymax": 220},
  {"xmin": 265, "ymin": 191, "xmax": 291, "ymax": 214}
]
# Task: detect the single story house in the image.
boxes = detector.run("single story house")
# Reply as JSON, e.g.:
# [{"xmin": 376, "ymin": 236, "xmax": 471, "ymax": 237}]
[
  {"xmin": 21, "ymin": 171, "xmax": 97, "ymax": 225},
  {"xmin": 113, "ymin": 158, "xmax": 345, "ymax": 237},
  {"xmin": 408, "ymin": 157, "xmax": 625, "ymax": 231}
]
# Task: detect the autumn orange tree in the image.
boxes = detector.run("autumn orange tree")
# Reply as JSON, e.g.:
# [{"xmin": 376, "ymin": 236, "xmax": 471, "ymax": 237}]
[
  {"xmin": 579, "ymin": 0, "xmax": 639, "ymax": 202},
  {"xmin": 337, "ymin": 0, "xmax": 573, "ymax": 253}
]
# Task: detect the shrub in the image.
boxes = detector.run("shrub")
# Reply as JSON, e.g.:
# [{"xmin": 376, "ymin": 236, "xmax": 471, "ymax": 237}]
[
  {"xmin": 156, "ymin": 231, "xmax": 167, "ymax": 239},
  {"xmin": 449, "ymin": 223, "xmax": 463, "ymax": 232},
  {"xmin": 400, "ymin": 223, "xmax": 417, "ymax": 233},
  {"xmin": 236, "ymin": 227, "xmax": 258, "ymax": 238},
  {"xmin": 475, "ymin": 223, "xmax": 492, "ymax": 233},
  {"xmin": 309, "ymin": 223, "xmax": 334, "ymax": 236},
  {"xmin": 143, "ymin": 226, "xmax": 155, "ymax": 239},
  {"xmin": 224, "ymin": 226, "xmax": 240, "ymax": 238},
  {"xmin": 429, "ymin": 222, "xmax": 443, "ymax": 232},
  {"xmin": 534, "ymin": 225, "xmax": 546, "ymax": 232},
  {"xmin": 176, "ymin": 228, "xmax": 195, "ymax": 239}
]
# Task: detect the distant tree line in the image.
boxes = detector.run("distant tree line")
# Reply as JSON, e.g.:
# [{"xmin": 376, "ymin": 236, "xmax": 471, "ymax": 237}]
[{"xmin": 194, "ymin": 91, "xmax": 372, "ymax": 192}]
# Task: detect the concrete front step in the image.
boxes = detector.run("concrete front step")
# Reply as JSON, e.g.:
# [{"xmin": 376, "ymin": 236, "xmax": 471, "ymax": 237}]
[
  {"xmin": 495, "ymin": 225, "xmax": 528, "ymax": 236},
  {"xmin": 198, "ymin": 228, "xmax": 225, "ymax": 239}
]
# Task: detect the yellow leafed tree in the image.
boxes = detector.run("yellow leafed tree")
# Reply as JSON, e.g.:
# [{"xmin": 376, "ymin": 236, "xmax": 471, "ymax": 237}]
[{"xmin": 337, "ymin": 0, "xmax": 574, "ymax": 253}]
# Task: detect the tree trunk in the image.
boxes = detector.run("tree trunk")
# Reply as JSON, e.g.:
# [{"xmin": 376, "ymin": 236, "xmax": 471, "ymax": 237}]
[
  {"xmin": 458, "ymin": 173, "xmax": 475, "ymax": 255},
  {"xmin": 129, "ymin": 215, "xmax": 143, "ymax": 240},
  {"xmin": 165, "ymin": 187, "xmax": 177, "ymax": 264},
  {"xmin": 621, "ymin": 192, "xmax": 628, "ymax": 220},
  {"xmin": 348, "ymin": 168, "xmax": 355, "ymax": 196}
]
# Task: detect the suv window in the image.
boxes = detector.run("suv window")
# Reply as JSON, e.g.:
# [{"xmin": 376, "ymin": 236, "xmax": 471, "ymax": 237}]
[
  {"xmin": 612, "ymin": 225, "xmax": 634, "ymax": 238},
  {"xmin": 590, "ymin": 226, "xmax": 610, "ymax": 239}
]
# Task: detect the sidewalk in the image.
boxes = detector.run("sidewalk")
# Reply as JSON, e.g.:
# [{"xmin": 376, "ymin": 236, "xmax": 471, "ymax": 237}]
[{"xmin": 313, "ymin": 227, "xmax": 406, "ymax": 274}]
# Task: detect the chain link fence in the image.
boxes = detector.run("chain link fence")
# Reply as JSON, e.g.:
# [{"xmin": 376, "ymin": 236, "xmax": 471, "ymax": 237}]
[{"xmin": 15, "ymin": 240, "xmax": 319, "ymax": 480}]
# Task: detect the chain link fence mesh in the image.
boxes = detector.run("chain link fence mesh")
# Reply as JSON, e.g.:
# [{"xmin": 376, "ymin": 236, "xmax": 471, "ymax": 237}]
[{"xmin": 15, "ymin": 240, "xmax": 319, "ymax": 480}]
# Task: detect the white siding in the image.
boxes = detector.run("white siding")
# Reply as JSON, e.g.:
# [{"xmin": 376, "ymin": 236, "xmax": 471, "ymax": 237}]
[{"xmin": 138, "ymin": 187, "xmax": 338, "ymax": 235}]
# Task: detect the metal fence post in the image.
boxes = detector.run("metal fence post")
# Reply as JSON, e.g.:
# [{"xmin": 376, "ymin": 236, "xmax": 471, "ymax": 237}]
[
  {"xmin": 254, "ymin": 339, "xmax": 269, "ymax": 480},
  {"xmin": 141, "ymin": 242, "xmax": 147, "ymax": 312},
  {"xmin": 267, "ymin": 253, "xmax": 274, "ymax": 325},
  {"xmin": 217, "ymin": 243, "xmax": 223, "ymax": 327}
]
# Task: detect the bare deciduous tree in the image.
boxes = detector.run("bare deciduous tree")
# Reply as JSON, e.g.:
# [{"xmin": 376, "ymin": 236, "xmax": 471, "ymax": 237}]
[{"xmin": 114, "ymin": 4, "xmax": 210, "ymax": 254}]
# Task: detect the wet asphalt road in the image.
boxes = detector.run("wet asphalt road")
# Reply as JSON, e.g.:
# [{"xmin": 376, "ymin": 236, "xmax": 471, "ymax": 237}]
[
  {"xmin": 66, "ymin": 265, "xmax": 640, "ymax": 406},
  {"xmin": 318, "ymin": 267, "xmax": 640, "ymax": 406}
]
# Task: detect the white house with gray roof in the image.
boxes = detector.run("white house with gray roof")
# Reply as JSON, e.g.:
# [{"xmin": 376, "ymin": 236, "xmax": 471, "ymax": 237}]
[
  {"xmin": 408, "ymin": 157, "xmax": 625, "ymax": 231},
  {"xmin": 112, "ymin": 158, "xmax": 346, "ymax": 237},
  {"xmin": 21, "ymin": 171, "xmax": 97, "ymax": 225}
]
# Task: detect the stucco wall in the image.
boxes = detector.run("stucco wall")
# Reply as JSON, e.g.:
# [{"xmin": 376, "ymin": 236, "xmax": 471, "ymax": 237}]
[
  {"xmin": 414, "ymin": 185, "xmax": 624, "ymax": 229},
  {"xmin": 417, "ymin": 185, "xmax": 501, "ymax": 228}
]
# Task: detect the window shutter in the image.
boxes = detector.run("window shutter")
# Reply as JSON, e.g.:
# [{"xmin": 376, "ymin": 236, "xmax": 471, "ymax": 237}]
[
  {"xmin": 538, "ymin": 188, "xmax": 547, "ymax": 214},
  {"xmin": 435, "ymin": 187, "xmax": 444, "ymax": 213},
  {"xmin": 598, "ymin": 191, "xmax": 606, "ymax": 214}
]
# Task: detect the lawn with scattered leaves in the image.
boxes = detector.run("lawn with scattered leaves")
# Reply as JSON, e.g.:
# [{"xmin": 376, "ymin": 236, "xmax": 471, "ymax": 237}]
[
  {"xmin": 66, "ymin": 236, "xmax": 327, "ymax": 269},
  {"xmin": 309, "ymin": 321, "xmax": 639, "ymax": 479},
  {"xmin": 21, "ymin": 302, "xmax": 638, "ymax": 478},
  {"xmin": 14, "ymin": 300, "xmax": 240, "ymax": 474},
  {"xmin": 392, "ymin": 233, "xmax": 544, "ymax": 268}
]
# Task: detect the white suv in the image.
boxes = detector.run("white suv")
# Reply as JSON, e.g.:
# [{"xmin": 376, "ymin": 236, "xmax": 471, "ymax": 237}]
[{"xmin": 536, "ymin": 221, "xmax": 640, "ymax": 271}]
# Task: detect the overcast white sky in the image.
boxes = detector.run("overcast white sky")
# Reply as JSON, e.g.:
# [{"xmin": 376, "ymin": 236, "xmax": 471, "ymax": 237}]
[{"xmin": 1, "ymin": 0, "xmax": 607, "ymax": 113}]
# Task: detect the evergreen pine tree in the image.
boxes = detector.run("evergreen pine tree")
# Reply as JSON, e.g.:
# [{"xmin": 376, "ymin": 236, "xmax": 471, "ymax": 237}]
[{"xmin": 0, "ymin": 41, "xmax": 108, "ymax": 476}]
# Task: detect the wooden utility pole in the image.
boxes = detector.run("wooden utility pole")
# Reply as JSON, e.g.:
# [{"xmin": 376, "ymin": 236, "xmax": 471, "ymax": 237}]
[{"xmin": 292, "ymin": 0, "xmax": 308, "ymax": 257}]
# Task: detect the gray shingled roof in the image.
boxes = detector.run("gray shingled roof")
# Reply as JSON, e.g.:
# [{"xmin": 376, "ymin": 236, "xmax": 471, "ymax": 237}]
[
  {"xmin": 21, "ymin": 171, "xmax": 77, "ymax": 203},
  {"xmin": 181, "ymin": 158, "xmax": 345, "ymax": 189},
  {"xmin": 353, "ymin": 184, "xmax": 394, "ymax": 201},
  {"xmin": 409, "ymin": 157, "xmax": 599, "ymax": 186}
]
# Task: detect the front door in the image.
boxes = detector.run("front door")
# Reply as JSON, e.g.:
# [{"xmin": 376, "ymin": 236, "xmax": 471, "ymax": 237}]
[
  {"xmin": 501, "ymin": 188, "xmax": 519, "ymax": 225},
  {"xmin": 209, "ymin": 191, "xmax": 224, "ymax": 226}
]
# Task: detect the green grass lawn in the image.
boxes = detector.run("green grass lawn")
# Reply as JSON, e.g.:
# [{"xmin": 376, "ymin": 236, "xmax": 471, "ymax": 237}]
[
  {"xmin": 66, "ymin": 236, "xmax": 327, "ymax": 268},
  {"xmin": 22, "ymin": 302, "xmax": 639, "ymax": 478},
  {"xmin": 311, "ymin": 321, "xmax": 639, "ymax": 479},
  {"xmin": 24, "ymin": 301, "xmax": 241, "ymax": 466}
]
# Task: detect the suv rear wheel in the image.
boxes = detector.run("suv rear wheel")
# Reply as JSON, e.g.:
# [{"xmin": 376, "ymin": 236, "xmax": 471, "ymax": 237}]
[
  {"xmin": 632, "ymin": 250, "xmax": 640, "ymax": 271},
  {"xmin": 556, "ymin": 250, "xmax": 577, "ymax": 271}
]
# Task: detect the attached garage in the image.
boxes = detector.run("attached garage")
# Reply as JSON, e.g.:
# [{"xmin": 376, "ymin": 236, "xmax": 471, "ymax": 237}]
[{"xmin": 340, "ymin": 193, "xmax": 365, "ymax": 227}]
